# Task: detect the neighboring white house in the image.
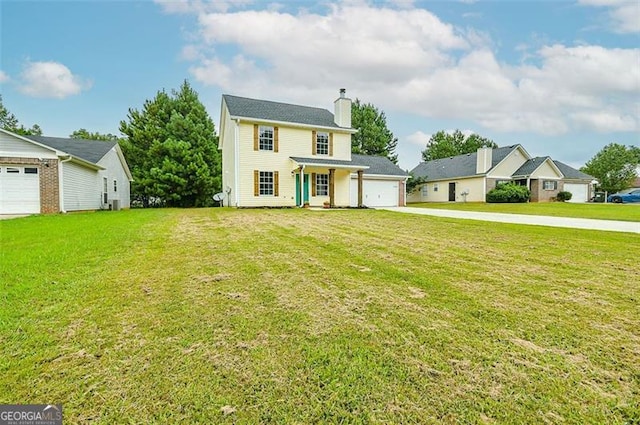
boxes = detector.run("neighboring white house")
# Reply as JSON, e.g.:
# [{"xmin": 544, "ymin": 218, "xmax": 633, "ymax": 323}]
[
  {"xmin": 408, "ymin": 145, "xmax": 595, "ymax": 203},
  {"xmin": 219, "ymin": 90, "xmax": 408, "ymax": 208},
  {"xmin": 0, "ymin": 129, "xmax": 132, "ymax": 214}
]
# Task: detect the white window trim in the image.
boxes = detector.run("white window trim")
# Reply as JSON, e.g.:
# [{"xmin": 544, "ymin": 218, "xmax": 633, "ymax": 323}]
[
  {"xmin": 259, "ymin": 171, "xmax": 274, "ymax": 196},
  {"xmin": 316, "ymin": 173, "xmax": 329, "ymax": 196},
  {"xmin": 259, "ymin": 125, "xmax": 274, "ymax": 151},
  {"xmin": 316, "ymin": 132, "xmax": 329, "ymax": 155}
]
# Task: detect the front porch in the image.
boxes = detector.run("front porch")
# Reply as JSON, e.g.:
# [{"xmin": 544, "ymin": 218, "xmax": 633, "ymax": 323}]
[{"xmin": 290, "ymin": 157, "xmax": 369, "ymax": 208}]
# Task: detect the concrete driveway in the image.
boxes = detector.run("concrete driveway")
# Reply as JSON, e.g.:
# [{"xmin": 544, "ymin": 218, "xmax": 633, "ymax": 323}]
[{"xmin": 381, "ymin": 207, "xmax": 640, "ymax": 234}]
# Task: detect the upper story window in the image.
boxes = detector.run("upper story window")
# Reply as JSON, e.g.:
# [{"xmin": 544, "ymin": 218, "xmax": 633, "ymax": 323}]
[
  {"xmin": 253, "ymin": 124, "xmax": 278, "ymax": 152},
  {"xmin": 316, "ymin": 132, "xmax": 329, "ymax": 155},
  {"xmin": 543, "ymin": 180, "xmax": 557, "ymax": 190},
  {"xmin": 259, "ymin": 126, "xmax": 274, "ymax": 151}
]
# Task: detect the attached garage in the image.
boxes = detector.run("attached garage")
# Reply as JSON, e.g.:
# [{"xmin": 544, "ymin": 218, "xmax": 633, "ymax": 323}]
[
  {"xmin": 0, "ymin": 129, "xmax": 132, "ymax": 215},
  {"xmin": 350, "ymin": 178, "xmax": 402, "ymax": 207},
  {"xmin": 348, "ymin": 154, "xmax": 408, "ymax": 208},
  {"xmin": 563, "ymin": 183, "xmax": 589, "ymax": 203},
  {"xmin": 0, "ymin": 165, "xmax": 40, "ymax": 214}
]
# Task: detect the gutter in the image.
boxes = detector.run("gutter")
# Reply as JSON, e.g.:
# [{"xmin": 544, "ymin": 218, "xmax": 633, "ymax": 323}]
[{"xmin": 58, "ymin": 155, "xmax": 73, "ymax": 213}]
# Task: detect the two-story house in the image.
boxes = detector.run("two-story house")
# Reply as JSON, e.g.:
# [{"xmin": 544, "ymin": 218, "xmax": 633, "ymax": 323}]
[
  {"xmin": 408, "ymin": 144, "xmax": 595, "ymax": 203},
  {"xmin": 219, "ymin": 90, "xmax": 408, "ymax": 208}
]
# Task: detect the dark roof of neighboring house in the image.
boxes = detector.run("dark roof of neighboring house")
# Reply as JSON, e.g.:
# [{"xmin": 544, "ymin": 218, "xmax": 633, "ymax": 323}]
[
  {"xmin": 552, "ymin": 160, "xmax": 594, "ymax": 181},
  {"xmin": 223, "ymin": 94, "xmax": 344, "ymax": 129},
  {"xmin": 411, "ymin": 145, "xmax": 518, "ymax": 180},
  {"xmin": 351, "ymin": 154, "xmax": 409, "ymax": 176},
  {"xmin": 513, "ymin": 157, "xmax": 552, "ymax": 176},
  {"xmin": 29, "ymin": 135, "xmax": 116, "ymax": 164}
]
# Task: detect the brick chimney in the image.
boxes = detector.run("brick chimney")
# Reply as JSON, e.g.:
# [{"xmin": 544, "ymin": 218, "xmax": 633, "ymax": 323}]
[
  {"xmin": 334, "ymin": 88, "xmax": 351, "ymax": 128},
  {"xmin": 476, "ymin": 146, "xmax": 493, "ymax": 174}
]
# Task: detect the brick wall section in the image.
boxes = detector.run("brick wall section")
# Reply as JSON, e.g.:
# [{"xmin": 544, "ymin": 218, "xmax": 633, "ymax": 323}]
[
  {"xmin": 531, "ymin": 179, "xmax": 562, "ymax": 202},
  {"xmin": 0, "ymin": 156, "xmax": 60, "ymax": 213}
]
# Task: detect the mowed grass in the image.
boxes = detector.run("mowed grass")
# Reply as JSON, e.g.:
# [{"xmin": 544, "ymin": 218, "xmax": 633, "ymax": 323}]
[
  {"xmin": 408, "ymin": 201, "xmax": 640, "ymax": 222},
  {"xmin": 1, "ymin": 208, "xmax": 638, "ymax": 424}
]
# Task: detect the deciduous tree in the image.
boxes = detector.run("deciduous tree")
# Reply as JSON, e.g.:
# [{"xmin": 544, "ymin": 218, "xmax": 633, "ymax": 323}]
[
  {"xmin": 421, "ymin": 130, "xmax": 497, "ymax": 161},
  {"xmin": 351, "ymin": 99, "xmax": 398, "ymax": 163},
  {"xmin": 581, "ymin": 143, "xmax": 639, "ymax": 193},
  {"xmin": 70, "ymin": 128, "xmax": 119, "ymax": 141},
  {"xmin": 119, "ymin": 80, "xmax": 221, "ymax": 207}
]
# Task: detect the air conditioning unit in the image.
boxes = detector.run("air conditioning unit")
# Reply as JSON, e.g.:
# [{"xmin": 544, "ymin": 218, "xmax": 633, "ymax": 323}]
[{"xmin": 111, "ymin": 199, "xmax": 121, "ymax": 211}]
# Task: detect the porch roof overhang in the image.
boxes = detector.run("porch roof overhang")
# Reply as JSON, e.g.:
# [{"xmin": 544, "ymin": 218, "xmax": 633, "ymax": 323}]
[{"xmin": 290, "ymin": 156, "xmax": 369, "ymax": 171}]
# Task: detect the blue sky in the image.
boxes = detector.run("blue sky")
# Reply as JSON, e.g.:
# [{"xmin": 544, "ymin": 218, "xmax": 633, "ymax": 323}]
[{"xmin": 1, "ymin": 0, "xmax": 638, "ymax": 171}]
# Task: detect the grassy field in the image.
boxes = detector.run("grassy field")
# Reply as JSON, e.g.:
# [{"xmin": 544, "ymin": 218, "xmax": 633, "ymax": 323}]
[
  {"xmin": 1, "ymin": 209, "xmax": 638, "ymax": 424},
  {"xmin": 408, "ymin": 202, "xmax": 640, "ymax": 222}
]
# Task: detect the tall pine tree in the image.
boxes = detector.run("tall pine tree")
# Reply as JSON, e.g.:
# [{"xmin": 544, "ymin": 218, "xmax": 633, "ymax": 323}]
[
  {"xmin": 119, "ymin": 81, "xmax": 221, "ymax": 207},
  {"xmin": 351, "ymin": 99, "xmax": 398, "ymax": 163}
]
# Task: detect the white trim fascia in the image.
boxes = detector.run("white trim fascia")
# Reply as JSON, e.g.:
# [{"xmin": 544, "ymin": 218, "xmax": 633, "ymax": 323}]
[
  {"xmin": 292, "ymin": 161, "xmax": 370, "ymax": 171},
  {"xmin": 67, "ymin": 156, "xmax": 104, "ymax": 171},
  {"xmin": 230, "ymin": 115, "xmax": 358, "ymax": 134},
  {"xmin": 349, "ymin": 173, "xmax": 409, "ymax": 180},
  {"xmin": 0, "ymin": 128, "xmax": 62, "ymax": 155}
]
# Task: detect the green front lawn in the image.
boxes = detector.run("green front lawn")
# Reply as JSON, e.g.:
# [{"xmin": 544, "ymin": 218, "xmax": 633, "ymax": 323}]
[
  {"xmin": 1, "ymin": 209, "xmax": 638, "ymax": 423},
  {"xmin": 408, "ymin": 201, "xmax": 640, "ymax": 222}
]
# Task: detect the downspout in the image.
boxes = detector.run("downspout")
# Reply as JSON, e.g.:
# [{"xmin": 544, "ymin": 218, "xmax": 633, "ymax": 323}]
[
  {"xmin": 234, "ymin": 118, "xmax": 240, "ymax": 207},
  {"xmin": 299, "ymin": 165, "xmax": 306, "ymax": 207},
  {"xmin": 58, "ymin": 155, "xmax": 73, "ymax": 213}
]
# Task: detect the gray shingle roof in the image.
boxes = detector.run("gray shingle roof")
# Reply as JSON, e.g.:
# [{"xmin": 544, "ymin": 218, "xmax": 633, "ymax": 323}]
[
  {"xmin": 411, "ymin": 145, "xmax": 517, "ymax": 180},
  {"xmin": 29, "ymin": 135, "xmax": 116, "ymax": 164},
  {"xmin": 223, "ymin": 94, "xmax": 344, "ymax": 129},
  {"xmin": 553, "ymin": 160, "xmax": 594, "ymax": 180},
  {"xmin": 512, "ymin": 157, "xmax": 551, "ymax": 176},
  {"xmin": 351, "ymin": 154, "xmax": 408, "ymax": 176}
]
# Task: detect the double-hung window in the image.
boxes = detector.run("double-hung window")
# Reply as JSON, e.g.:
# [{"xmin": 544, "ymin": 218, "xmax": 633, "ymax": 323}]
[
  {"xmin": 259, "ymin": 126, "xmax": 274, "ymax": 151},
  {"xmin": 316, "ymin": 132, "xmax": 329, "ymax": 155},
  {"xmin": 259, "ymin": 171, "xmax": 274, "ymax": 195},
  {"xmin": 316, "ymin": 174, "xmax": 329, "ymax": 196},
  {"xmin": 543, "ymin": 180, "xmax": 557, "ymax": 190}
]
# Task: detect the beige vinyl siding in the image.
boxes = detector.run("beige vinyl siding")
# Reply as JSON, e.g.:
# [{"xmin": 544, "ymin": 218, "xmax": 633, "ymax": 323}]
[
  {"xmin": 0, "ymin": 132, "xmax": 57, "ymax": 159},
  {"xmin": 63, "ymin": 161, "xmax": 101, "ymax": 211},
  {"xmin": 236, "ymin": 122, "xmax": 353, "ymax": 207},
  {"xmin": 303, "ymin": 167, "xmax": 350, "ymax": 207},
  {"xmin": 530, "ymin": 161, "xmax": 562, "ymax": 179},
  {"xmin": 488, "ymin": 148, "xmax": 528, "ymax": 178},
  {"xmin": 407, "ymin": 177, "xmax": 486, "ymax": 203}
]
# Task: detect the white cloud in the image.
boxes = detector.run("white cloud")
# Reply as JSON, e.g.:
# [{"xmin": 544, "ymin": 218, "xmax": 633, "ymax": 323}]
[
  {"xmin": 407, "ymin": 130, "xmax": 431, "ymax": 146},
  {"xmin": 579, "ymin": 0, "xmax": 640, "ymax": 33},
  {"xmin": 168, "ymin": 2, "xmax": 639, "ymax": 136},
  {"xmin": 0, "ymin": 70, "xmax": 9, "ymax": 83},
  {"xmin": 155, "ymin": 0, "xmax": 252, "ymax": 14},
  {"xmin": 19, "ymin": 61, "xmax": 91, "ymax": 99}
]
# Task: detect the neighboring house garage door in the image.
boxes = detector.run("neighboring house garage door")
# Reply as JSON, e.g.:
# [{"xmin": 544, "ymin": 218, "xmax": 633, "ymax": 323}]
[
  {"xmin": 350, "ymin": 178, "xmax": 400, "ymax": 207},
  {"xmin": 0, "ymin": 165, "xmax": 41, "ymax": 214},
  {"xmin": 564, "ymin": 183, "xmax": 589, "ymax": 203}
]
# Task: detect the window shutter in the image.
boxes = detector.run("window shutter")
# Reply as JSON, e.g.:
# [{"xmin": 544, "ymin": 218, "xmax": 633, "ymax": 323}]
[
  {"xmin": 312, "ymin": 130, "xmax": 317, "ymax": 155},
  {"xmin": 274, "ymin": 171, "xmax": 279, "ymax": 197},
  {"xmin": 274, "ymin": 127, "xmax": 279, "ymax": 152},
  {"xmin": 329, "ymin": 133, "xmax": 334, "ymax": 157},
  {"xmin": 253, "ymin": 125, "xmax": 259, "ymax": 151},
  {"xmin": 254, "ymin": 170, "xmax": 259, "ymax": 196},
  {"xmin": 554, "ymin": 181, "xmax": 558, "ymax": 190},
  {"xmin": 312, "ymin": 173, "xmax": 317, "ymax": 196}
]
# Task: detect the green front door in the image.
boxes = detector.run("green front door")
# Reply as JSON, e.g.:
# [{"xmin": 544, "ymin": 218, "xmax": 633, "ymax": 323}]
[{"xmin": 295, "ymin": 174, "xmax": 310, "ymax": 205}]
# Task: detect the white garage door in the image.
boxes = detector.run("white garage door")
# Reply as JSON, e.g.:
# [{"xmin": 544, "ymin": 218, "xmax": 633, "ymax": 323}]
[
  {"xmin": 350, "ymin": 178, "xmax": 399, "ymax": 207},
  {"xmin": 564, "ymin": 183, "xmax": 588, "ymax": 203},
  {"xmin": 0, "ymin": 165, "xmax": 41, "ymax": 214}
]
